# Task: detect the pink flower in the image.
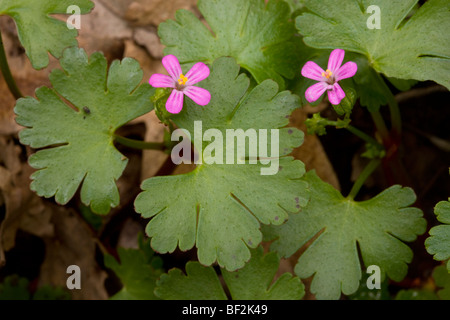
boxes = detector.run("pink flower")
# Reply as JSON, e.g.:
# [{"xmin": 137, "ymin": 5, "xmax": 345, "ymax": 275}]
[
  {"xmin": 301, "ymin": 49, "xmax": 357, "ymax": 105},
  {"xmin": 149, "ymin": 55, "xmax": 211, "ymax": 114}
]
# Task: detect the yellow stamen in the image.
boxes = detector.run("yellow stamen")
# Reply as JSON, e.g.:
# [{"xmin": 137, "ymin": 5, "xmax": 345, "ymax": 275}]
[
  {"xmin": 321, "ymin": 69, "xmax": 333, "ymax": 79},
  {"xmin": 178, "ymin": 74, "xmax": 188, "ymax": 85}
]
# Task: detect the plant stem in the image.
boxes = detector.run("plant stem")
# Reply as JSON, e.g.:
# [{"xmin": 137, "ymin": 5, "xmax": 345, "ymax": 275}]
[
  {"xmin": 347, "ymin": 159, "xmax": 381, "ymax": 200},
  {"xmin": 370, "ymin": 111, "xmax": 390, "ymax": 142},
  {"xmin": 113, "ymin": 134, "xmax": 166, "ymax": 151},
  {"xmin": 326, "ymin": 120, "xmax": 381, "ymax": 147},
  {"xmin": 387, "ymin": 96, "xmax": 402, "ymax": 137},
  {"xmin": 0, "ymin": 30, "xmax": 22, "ymax": 99},
  {"xmin": 345, "ymin": 125, "xmax": 380, "ymax": 146}
]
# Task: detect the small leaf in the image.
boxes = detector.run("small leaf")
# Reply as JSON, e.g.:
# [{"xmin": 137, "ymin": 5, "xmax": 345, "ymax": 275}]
[
  {"xmin": 433, "ymin": 264, "xmax": 450, "ymax": 300},
  {"xmin": 0, "ymin": 275, "xmax": 30, "ymax": 300},
  {"xmin": 155, "ymin": 262, "xmax": 227, "ymax": 300},
  {"xmin": 283, "ymin": 0, "xmax": 306, "ymax": 15},
  {"xmin": 155, "ymin": 247, "xmax": 304, "ymax": 300},
  {"xmin": 222, "ymin": 247, "xmax": 305, "ymax": 300},
  {"xmin": 15, "ymin": 47, "xmax": 154, "ymax": 214},
  {"xmin": 0, "ymin": 0, "xmax": 94, "ymax": 69},
  {"xmin": 263, "ymin": 171, "xmax": 426, "ymax": 300},
  {"xmin": 348, "ymin": 273, "xmax": 391, "ymax": 300},
  {"xmin": 32, "ymin": 286, "xmax": 71, "ymax": 300},
  {"xmin": 395, "ymin": 289, "xmax": 438, "ymax": 300},
  {"xmin": 0, "ymin": 275, "xmax": 70, "ymax": 300},
  {"xmin": 426, "ymin": 199, "xmax": 450, "ymax": 272},
  {"xmin": 104, "ymin": 239, "xmax": 163, "ymax": 300},
  {"xmin": 362, "ymin": 142, "xmax": 386, "ymax": 160},
  {"xmin": 158, "ymin": 0, "xmax": 301, "ymax": 89}
]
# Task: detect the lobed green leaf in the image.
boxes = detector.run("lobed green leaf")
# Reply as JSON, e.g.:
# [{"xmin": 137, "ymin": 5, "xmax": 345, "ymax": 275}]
[
  {"xmin": 0, "ymin": 0, "xmax": 94, "ymax": 69},
  {"xmin": 425, "ymin": 199, "xmax": 450, "ymax": 272},
  {"xmin": 263, "ymin": 171, "xmax": 426, "ymax": 299},
  {"xmin": 158, "ymin": 0, "xmax": 302, "ymax": 89},
  {"xmin": 15, "ymin": 47, "xmax": 154, "ymax": 214},
  {"xmin": 155, "ymin": 247, "xmax": 304, "ymax": 300}
]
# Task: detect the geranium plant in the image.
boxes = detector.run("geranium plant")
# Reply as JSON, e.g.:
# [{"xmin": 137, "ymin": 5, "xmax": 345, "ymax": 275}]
[{"xmin": 0, "ymin": 0, "xmax": 449, "ymax": 302}]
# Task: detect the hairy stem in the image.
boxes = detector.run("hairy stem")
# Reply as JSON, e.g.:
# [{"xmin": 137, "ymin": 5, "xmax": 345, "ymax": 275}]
[
  {"xmin": 0, "ymin": 30, "xmax": 22, "ymax": 99},
  {"xmin": 113, "ymin": 134, "xmax": 166, "ymax": 151},
  {"xmin": 347, "ymin": 159, "xmax": 381, "ymax": 200}
]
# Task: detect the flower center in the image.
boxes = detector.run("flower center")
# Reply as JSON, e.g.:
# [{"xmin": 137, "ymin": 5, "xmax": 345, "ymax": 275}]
[
  {"xmin": 178, "ymin": 74, "xmax": 188, "ymax": 86},
  {"xmin": 322, "ymin": 69, "xmax": 333, "ymax": 79}
]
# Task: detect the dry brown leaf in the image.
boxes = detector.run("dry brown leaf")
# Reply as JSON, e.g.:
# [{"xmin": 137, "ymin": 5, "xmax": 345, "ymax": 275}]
[
  {"xmin": 38, "ymin": 205, "xmax": 108, "ymax": 300},
  {"xmin": 99, "ymin": 0, "xmax": 198, "ymax": 27},
  {"xmin": 0, "ymin": 137, "xmax": 54, "ymax": 266}
]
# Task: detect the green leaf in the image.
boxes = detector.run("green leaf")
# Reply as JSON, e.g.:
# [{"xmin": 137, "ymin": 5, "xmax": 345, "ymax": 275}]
[
  {"xmin": 155, "ymin": 247, "xmax": 304, "ymax": 300},
  {"xmin": 0, "ymin": 275, "xmax": 30, "ymax": 300},
  {"xmin": 395, "ymin": 289, "xmax": 439, "ymax": 300},
  {"xmin": 15, "ymin": 47, "xmax": 154, "ymax": 214},
  {"xmin": 222, "ymin": 247, "xmax": 304, "ymax": 300},
  {"xmin": 104, "ymin": 238, "xmax": 163, "ymax": 300},
  {"xmin": 0, "ymin": 275, "xmax": 71, "ymax": 300},
  {"xmin": 263, "ymin": 171, "xmax": 426, "ymax": 300},
  {"xmin": 155, "ymin": 262, "xmax": 228, "ymax": 300},
  {"xmin": 426, "ymin": 199, "xmax": 450, "ymax": 272},
  {"xmin": 79, "ymin": 204, "xmax": 104, "ymax": 231},
  {"xmin": 0, "ymin": 0, "xmax": 94, "ymax": 69},
  {"xmin": 349, "ymin": 53, "xmax": 395, "ymax": 112},
  {"xmin": 433, "ymin": 264, "xmax": 450, "ymax": 300},
  {"xmin": 348, "ymin": 273, "xmax": 391, "ymax": 300},
  {"xmin": 32, "ymin": 286, "xmax": 71, "ymax": 300},
  {"xmin": 296, "ymin": 0, "xmax": 450, "ymax": 89},
  {"xmin": 362, "ymin": 142, "xmax": 386, "ymax": 160},
  {"xmin": 283, "ymin": 0, "xmax": 306, "ymax": 16},
  {"xmin": 158, "ymin": 0, "xmax": 301, "ymax": 89},
  {"xmin": 386, "ymin": 77, "xmax": 418, "ymax": 92},
  {"xmin": 135, "ymin": 57, "xmax": 309, "ymax": 271}
]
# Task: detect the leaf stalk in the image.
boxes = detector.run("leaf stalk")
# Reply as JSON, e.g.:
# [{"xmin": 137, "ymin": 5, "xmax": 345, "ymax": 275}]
[{"xmin": 0, "ymin": 29, "xmax": 23, "ymax": 99}]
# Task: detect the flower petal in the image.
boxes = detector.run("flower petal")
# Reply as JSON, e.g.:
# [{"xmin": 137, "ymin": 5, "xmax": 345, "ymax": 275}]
[
  {"xmin": 327, "ymin": 49, "xmax": 345, "ymax": 73},
  {"xmin": 305, "ymin": 82, "xmax": 327, "ymax": 103},
  {"xmin": 301, "ymin": 61, "xmax": 325, "ymax": 81},
  {"xmin": 162, "ymin": 55, "xmax": 182, "ymax": 81},
  {"xmin": 334, "ymin": 83, "xmax": 346, "ymax": 100},
  {"xmin": 184, "ymin": 86, "xmax": 211, "ymax": 106},
  {"xmin": 327, "ymin": 85, "xmax": 345, "ymax": 105},
  {"xmin": 166, "ymin": 89, "xmax": 184, "ymax": 114},
  {"xmin": 185, "ymin": 62, "xmax": 210, "ymax": 85},
  {"xmin": 335, "ymin": 61, "xmax": 358, "ymax": 81},
  {"xmin": 149, "ymin": 74, "xmax": 176, "ymax": 88}
]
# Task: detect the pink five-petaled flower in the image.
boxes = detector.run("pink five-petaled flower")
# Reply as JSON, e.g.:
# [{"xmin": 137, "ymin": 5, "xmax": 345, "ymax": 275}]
[
  {"xmin": 149, "ymin": 55, "xmax": 211, "ymax": 114},
  {"xmin": 301, "ymin": 49, "xmax": 357, "ymax": 105}
]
